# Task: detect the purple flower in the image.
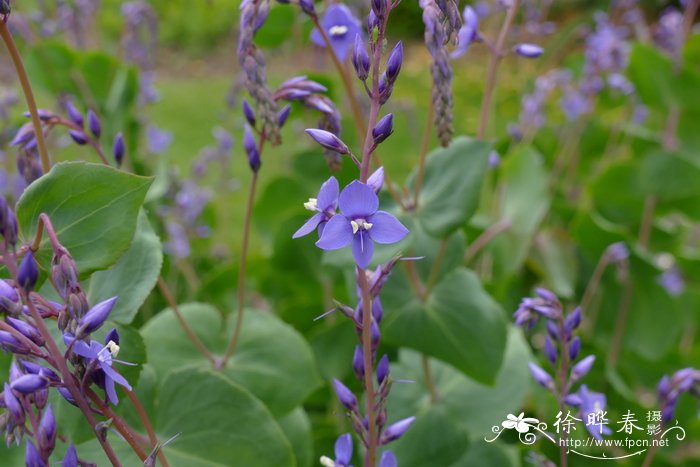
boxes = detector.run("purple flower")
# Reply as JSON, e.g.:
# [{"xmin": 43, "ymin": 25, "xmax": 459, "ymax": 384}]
[
  {"xmin": 381, "ymin": 416, "xmax": 416, "ymax": 444},
  {"xmin": 571, "ymin": 355, "xmax": 595, "ymax": 382},
  {"xmin": 63, "ymin": 444, "xmax": 78, "ymax": 467},
  {"xmin": 25, "ymin": 439, "xmax": 44, "ymax": 467},
  {"xmin": 577, "ymin": 385, "xmax": 612, "ymax": 440},
  {"xmin": 379, "ymin": 451, "xmax": 397, "ymax": 467},
  {"xmin": 657, "ymin": 267, "xmax": 685, "ymax": 296},
  {"xmin": 334, "ymin": 433, "xmax": 353, "ymax": 467},
  {"xmin": 528, "ymin": 362, "xmax": 555, "ymax": 391},
  {"xmin": 305, "ymin": 129, "xmax": 349, "ymax": 155},
  {"xmin": 316, "ymin": 181, "xmax": 409, "ymax": 268},
  {"xmin": 332, "ymin": 378, "xmax": 358, "ymax": 411},
  {"xmin": 10, "ymin": 374, "xmax": 48, "ymax": 394},
  {"xmin": 76, "ymin": 296, "xmax": 118, "ymax": 337},
  {"xmin": 310, "ymin": 5, "xmax": 361, "ymax": 62},
  {"xmin": 451, "ymin": 6, "xmax": 479, "ymax": 59},
  {"xmin": 64, "ymin": 331, "xmax": 135, "ymax": 405},
  {"xmin": 146, "ymin": 125, "xmax": 173, "ymax": 154},
  {"xmin": 514, "ymin": 43, "xmax": 544, "ymax": 58},
  {"xmin": 367, "ymin": 167, "xmax": 384, "ymax": 193},
  {"xmin": 17, "ymin": 251, "xmax": 39, "ymax": 292},
  {"xmin": 293, "ymin": 176, "xmax": 339, "ymax": 239}
]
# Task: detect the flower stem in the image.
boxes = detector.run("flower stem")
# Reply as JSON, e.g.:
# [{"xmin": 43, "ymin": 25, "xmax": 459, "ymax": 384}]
[
  {"xmin": 357, "ymin": 270, "xmax": 378, "ymax": 467},
  {"xmin": 0, "ymin": 20, "xmax": 51, "ymax": 173},
  {"xmin": 421, "ymin": 355, "xmax": 439, "ymax": 403},
  {"xmin": 127, "ymin": 390, "xmax": 170, "ymax": 467},
  {"xmin": 157, "ymin": 277, "xmax": 217, "ymax": 367},
  {"xmin": 464, "ymin": 218, "xmax": 511, "ymax": 264},
  {"xmin": 477, "ymin": 0, "xmax": 520, "ymax": 140},
  {"xmin": 222, "ymin": 167, "xmax": 260, "ymax": 364},
  {"xmin": 579, "ymin": 254, "xmax": 610, "ymax": 337},
  {"xmin": 607, "ymin": 276, "xmax": 632, "ymax": 368},
  {"xmin": 556, "ymin": 315, "xmax": 570, "ymax": 467}
]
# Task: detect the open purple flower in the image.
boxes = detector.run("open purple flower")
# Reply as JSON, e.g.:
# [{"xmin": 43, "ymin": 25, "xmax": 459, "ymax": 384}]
[
  {"xmin": 293, "ymin": 176, "xmax": 339, "ymax": 239},
  {"xmin": 64, "ymin": 330, "xmax": 135, "ymax": 405},
  {"xmin": 575, "ymin": 385, "xmax": 612, "ymax": 440},
  {"xmin": 316, "ymin": 181, "xmax": 409, "ymax": 268},
  {"xmin": 310, "ymin": 4, "xmax": 361, "ymax": 61},
  {"xmin": 451, "ymin": 6, "xmax": 480, "ymax": 59}
]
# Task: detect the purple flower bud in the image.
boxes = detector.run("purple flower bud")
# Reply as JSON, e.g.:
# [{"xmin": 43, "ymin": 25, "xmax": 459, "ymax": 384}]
[
  {"xmin": 113, "ymin": 133, "xmax": 125, "ymax": 167},
  {"xmin": 571, "ymin": 355, "xmax": 595, "ymax": 381},
  {"xmin": 385, "ymin": 42, "xmax": 403, "ymax": 83},
  {"xmin": 352, "ymin": 345, "xmax": 365, "ymax": 381},
  {"xmin": 0, "ymin": 279, "xmax": 20, "ymax": 313},
  {"xmin": 66, "ymin": 101, "xmax": 84, "ymax": 127},
  {"xmin": 1, "ymin": 205, "xmax": 18, "ymax": 246},
  {"xmin": 34, "ymin": 388, "xmax": 49, "ymax": 410},
  {"xmin": 4, "ymin": 382, "xmax": 24, "ymax": 424},
  {"xmin": 20, "ymin": 362, "xmax": 59, "ymax": 383},
  {"xmin": 25, "ymin": 439, "xmax": 45, "ymax": 467},
  {"xmin": 379, "ymin": 451, "xmax": 397, "ymax": 467},
  {"xmin": 69, "ymin": 130, "xmax": 88, "ymax": 146},
  {"xmin": 63, "ymin": 444, "xmax": 78, "ymax": 467},
  {"xmin": 367, "ymin": 167, "xmax": 384, "ymax": 194},
  {"xmin": 277, "ymin": 105, "xmax": 291, "ymax": 128},
  {"xmin": 57, "ymin": 386, "xmax": 77, "ymax": 407},
  {"xmin": 105, "ymin": 327, "xmax": 120, "ymax": 346},
  {"xmin": 38, "ymin": 404, "xmax": 56, "ymax": 453},
  {"xmin": 564, "ymin": 307, "xmax": 582, "ymax": 334},
  {"xmin": 377, "ymin": 354, "xmax": 390, "ymax": 385},
  {"xmin": 305, "ymin": 129, "xmax": 349, "ymax": 155},
  {"xmin": 543, "ymin": 337, "xmax": 557, "ymax": 364},
  {"xmin": 87, "ymin": 110, "xmax": 101, "ymax": 139},
  {"xmin": 76, "ymin": 296, "xmax": 118, "ymax": 337},
  {"xmin": 11, "ymin": 374, "xmax": 48, "ymax": 394},
  {"xmin": 535, "ymin": 288, "xmax": 557, "ymax": 302},
  {"xmin": 378, "ymin": 74, "xmax": 393, "ymax": 105},
  {"xmin": 352, "ymin": 35, "xmax": 370, "ymax": 81},
  {"xmin": 372, "ymin": 114, "xmax": 394, "ymax": 145},
  {"xmin": 0, "ymin": 330, "xmax": 30, "ymax": 354},
  {"xmin": 243, "ymin": 125, "xmax": 261, "ymax": 173},
  {"xmin": 242, "ymin": 100, "xmax": 256, "ymax": 127},
  {"xmin": 7, "ymin": 317, "xmax": 44, "ymax": 346},
  {"xmin": 568, "ymin": 336, "xmax": 581, "ymax": 361},
  {"xmin": 332, "ymin": 378, "xmax": 358, "ymax": 411},
  {"xmin": 658, "ymin": 375, "xmax": 671, "ymax": 399},
  {"xmin": 488, "ymin": 151, "xmax": 500, "ymax": 167},
  {"xmin": 546, "ymin": 320, "xmax": 560, "ymax": 341},
  {"xmin": 381, "ymin": 416, "xmax": 415, "ymax": 444},
  {"xmin": 564, "ymin": 393, "xmax": 582, "ymax": 406},
  {"xmin": 662, "ymin": 401, "xmax": 677, "ymax": 424},
  {"xmin": 367, "ymin": 11, "xmax": 380, "ymax": 32},
  {"xmin": 371, "ymin": 0, "xmax": 387, "ymax": 18},
  {"xmin": 514, "ymin": 43, "xmax": 544, "ymax": 58},
  {"xmin": 334, "ymin": 433, "xmax": 353, "ymax": 466},
  {"xmin": 9, "ymin": 362, "xmax": 22, "ymax": 381},
  {"xmin": 298, "ymin": 0, "xmax": 315, "ymax": 16},
  {"xmin": 11, "ymin": 123, "xmax": 35, "ymax": 147},
  {"xmin": 528, "ymin": 362, "xmax": 555, "ymax": 391},
  {"xmin": 371, "ymin": 321, "xmax": 380, "ymax": 351}
]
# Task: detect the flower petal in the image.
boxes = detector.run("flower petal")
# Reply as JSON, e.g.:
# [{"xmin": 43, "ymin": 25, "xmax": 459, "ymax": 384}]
[
  {"xmin": 352, "ymin": 231, "xmax": 374, "ymax": 269},
  {"xmin": 339, "ymin": 181, "xmax": 378, "ymax": 218},
  {"xmin": 293, "ymin": 212, "xmax": 325, "ymax": 239},
  {"xmin": 105, "ymin": 376, "xmax": 118, "ymax": 405},
  {"xmin": 69, "ymin": 338, "xmax": 99, "ymax": 360},
  {"xmin": 101, "ymin": 364, "xmax": 132, "ymax": 392},
  {"xmin": 310, "ymin": 28, "xmax": 324, "ymax": 47},
  {"xmin": 316, "ymin": 215, "xmax": 353, "ymax": 250},
  {"xmin": 317, "ymin": 176, "xmax": 339, "ymax": 211},
  {"xmin": 367, "ymin": 211, "xmax": 409, "ymax": 244}
]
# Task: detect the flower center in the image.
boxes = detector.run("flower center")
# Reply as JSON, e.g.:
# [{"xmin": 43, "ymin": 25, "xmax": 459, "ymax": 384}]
[
  {"xmin": 303, "ymin": 198, "xmax": 318, "ymax": 211},
  {"xmin": 329, "ymin": 25, "xmax": 349, "ymax": 37},
  {"xmin": 350, "ymin": 218, "xmax": 373, "ymax": 234}
]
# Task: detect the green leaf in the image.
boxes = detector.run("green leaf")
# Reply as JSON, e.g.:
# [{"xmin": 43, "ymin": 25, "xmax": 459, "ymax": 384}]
[
  {"xmin": 141, "ymin": 303, "xmax": 322, "ymax": 416},
  {"xmin": 488, "ymin": 145, "xmax": 550, "ymax": 275},
  {"xmin": 85, "ymin": 211, "xmax": 162, "ymax": 323},
  {"xmin": 256, "ymin": 5, "xmax": 296, "ymax": 49},
  {"xmin": 24, "ymin": 41, "xmax": 79, "ymax": 95},
  {"xmin": 639, "ymin": 149, "xmax": 700, "ymax": 202},
  {"xmin": 78, "ymin": 367, "xmax": 296, "ymax": 466},
  {"xmin": 590, "ymin": 160, "xmax": 644, "ymax": 226},
  {"xmin": 628, "ymin": 44, "xmax": 675, "ymax": 110},
  {"xmin": 412, "ymin": 136, "xmax": 491, "ymax": 237},
  {"xmin": 277, "ymin": 408, "xmax": 313, "ymax": 467},
  {"xmin": 529, "ymin": 228, "xmax": 578, "ymax": 299},
  {"xmin": 382, "ymin": 268, "xmax": 508, "ymax": 383},
  {"xmin": 16, "ymin": 162, "xmax": 152, "ymax": 277}
]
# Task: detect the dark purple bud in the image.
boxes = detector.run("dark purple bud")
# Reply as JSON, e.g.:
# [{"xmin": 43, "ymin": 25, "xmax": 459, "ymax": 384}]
[
  {"xmin": 11, "ymin": 374, "xmax": 48, "ymax": 394},
  {"xmin": 379, "ymin": 451, "xmax": 397, "ymax": 467},
  {"xmin": 277, "ymin": 105, "xmax": 291, "ymax": 128},
  {"xmin": 571, "ymin": 355, "xmax": 595, "ymax": 381},
  {"xmin": 332, "ymin": 378, "xmax": 358, "ymax": 411},
  {"xmin": 385, "ymin": 42, "xmax": 403, "ymax": 83},
  {"xmin": 242, "ymin": 100, "xmax": 256, "ymax": 127},
  {"xmin": 0, "ymin": 279, "xmax": 20, "ymax": 313},
  {"xmin": 9, "ymin": 362, "xmax": 22, "ymax": 381},
  {"xmin": 564, "ymin": 307, "xmax": 582, "ymax": 334},
  {"xmin": 38, "ymin": 404, "xmax": 56, "ymax": 453},
  {"xmin": 543, "ymin": 337, "xmax": 557, "ymax": 364},
  {"xmin": 24, "ymin": 110, "xmax": 55, "ymax": 121},
  {"xmin": 367, "ymin": 11, "xmax": 380, "ymax": 33},
  {"xmin": 68, "ymin": 130, "xmax": 88, "ymax": 146},
  {"xmin": 377, "ymin": 354, "xmax": 390, "ymax": 385},
  {"xmin": 352, "ymin": 345, "xmax": 365, "ymax": 381},
  {"xmin": 298, "ymin": 0, "xmax": 315, "ymax": 16},
  {"xmin": 76, "ymin": 296, "xmax": 118, "ymax": 337},
  {"xmin": 564, "ymin": 392, "xmax": 582, "ymax": 406},
  {"xmin": 334, "ymin": 433, "xmax": 353, "ymax": 465},
  {"xmin": 381, "ymin": 416, "xmax": 415, "ymax": 444},
  {"xmin": 243, "ymin": 125, "xmax": 261, "ymax": 173},
  {"xmin": 568, "ymin": 336, "xmax": 581, "ymax": 361},
  {"xmin": 372, "ymin": 114, "xmax": 394, "ymax": 145},
  {"xmin": 25, "ymin": 439, "xmax": 45, "ymax": 467},
  {"xmin": 534, "ymin": 288, "xmax": 557, "ymax": 302},
  {"xmin": 4, "ymin": 383, "xmax": 24, "ymax": 424},
  {"xmin": 57, "ymin": 386, "xmax": 77, "ymax": 407},
  {"xmin": 546, "ymin": 320, "xmax": 560, "ymax": 341},
  {"xmin": 0, "ymin": 330, "xmax": 30, "ymax": 354},
  {"xmin": 87, "ymin": 110, "xmax": 101, "ymax": 139},
  {"xmin": 352, "ymin": 35, "xmax": 370, "ymax": 81},
  {"xmin": 367, "ymin": 167, "xmax": 384, "ymax": 194},
  {"xmin": 20, "ymin": 362, "xmax": 59, "ymax": 383},
  {"xmin": 11, "ymin": 123, "xmax": 35, "ymax": 147},
  {"xmin": 7, "ymin": 317, "xmax": 44, "ymax": 346},
  {"xmin": 66, "ymin": 101, "xmax": 84, "ymax": 127},
  {"xmin": 113, "ymin": 133, "xmax": 125, "ymax": 167},
  {"xmin": 371, "ymin": 0, "xmax": 387, "ymax": 18},
  {"xmin": 305, "ymin": 129, "xmax": 349, "ymax": 155},
  {"xmin": 105, "ymin": 327, "xmax": 120, "ymax": 346},
  {"xmin": 514, "ymin": 43, "xmax": 544, "ymax": 58},
  {"xmin": 63, "ymin": 444, "xmax": 78, "ymax": 467},
  {"xmin": 528, "ymin": 362, "xmax": 555, "ymax": 391},
  {"xmin": 371, "ymin": 321, "xmax": 380, "ymax": 351},
  {"xmin": 662, "ymin": 402, "xmax": 677, "ymax": 424},
  {"xmin": 34, "ymin": 387, "xmax": 48, "ymax": 409},
  {"xmin": 378, "ymin": 74, "xmax": 393, "ymax": 105}
]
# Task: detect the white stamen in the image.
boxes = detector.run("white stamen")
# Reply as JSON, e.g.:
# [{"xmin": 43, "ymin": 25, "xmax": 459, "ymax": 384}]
[
  {"xmin": 329, "ymin": 25, "xmax": 348, "ymax": 36},
  {"xmin": 351, "ymin": 219, "xmax": 372, "ymax": 234},
  {"xmin": 304, "ymin": 198, "xmax": 318, "ymax": 211},
  {"xmin": 364, "ymin": 222, "xmax": 373, "ymax": 230},
  {"xmin": 106, "ymin": 340, "xmax": 120, "ymax": 357},
  {"xmin": 320, "ymin": 456, "xmax": 336, "ymax": 467},
  {"xmin": 351, "ymin": 220, "xmax": 360, "ymax": 235}
]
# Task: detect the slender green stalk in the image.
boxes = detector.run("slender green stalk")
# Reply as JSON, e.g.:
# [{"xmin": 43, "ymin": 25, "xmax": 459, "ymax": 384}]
[{"xmin": 0, "ymin": 20, "xmax": 51, "ymax": 173}]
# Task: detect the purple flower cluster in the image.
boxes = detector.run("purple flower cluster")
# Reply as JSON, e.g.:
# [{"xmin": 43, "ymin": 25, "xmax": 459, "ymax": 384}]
[
  {"xmin": 657, "ymin": 368, "xmax": 700, "ymax": 424},
  {"xmin": 515, "ymin": 288, "xmax": 609, "ymax": 440}
]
